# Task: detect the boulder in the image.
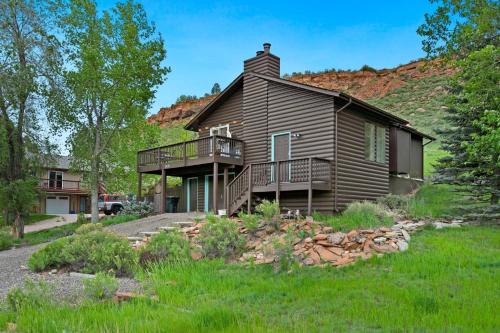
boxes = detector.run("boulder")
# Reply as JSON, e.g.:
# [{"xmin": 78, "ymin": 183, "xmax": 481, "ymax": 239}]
[
  {"xmin": 314, "ymin": 245, "xmax": 341, "ymax": 262},
  {"xmin": 326, "ymin": 246, "xmax": 343, "ymax": 256},
  {"xmin": 327, "ymin": 232, "xmax": 345, "ymax": 245},
  {"xmin": 313, "ymin": 234, "xmax": 328, "ymax": 241},
  {"xmin": 397, "ymin": 240, "xmax": 409, "ymax": 252}
]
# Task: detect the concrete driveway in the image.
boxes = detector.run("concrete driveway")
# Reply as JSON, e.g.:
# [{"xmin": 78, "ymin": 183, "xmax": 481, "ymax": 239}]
[{"xmin": 25, "ymin": 214, "xmax": 83, "ymax": 233}]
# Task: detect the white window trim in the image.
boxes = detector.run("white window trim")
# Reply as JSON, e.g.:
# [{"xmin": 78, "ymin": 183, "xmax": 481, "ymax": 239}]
[
  {"xmin": 209, "ymin": 124, "xmax": 231, "ymax": 138},
  {"xmin": 48, "ymin": 170, "xmax": 64, "ymax": 189}
]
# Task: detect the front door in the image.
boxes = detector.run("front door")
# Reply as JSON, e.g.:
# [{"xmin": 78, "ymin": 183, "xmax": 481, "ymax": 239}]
[
  {"xmin": 204, "ymin": 173, "xmax": 235, "ymax": 212},
  {"xmin": 272, "ymin": 132, "xmax": 291, "ymax": 182},
  {"xmin": 186, "ymin": 177, "xmax": 198, "ymax": 212}
]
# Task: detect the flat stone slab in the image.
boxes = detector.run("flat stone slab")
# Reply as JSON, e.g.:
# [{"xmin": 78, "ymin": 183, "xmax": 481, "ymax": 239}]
[
  {"xmin": 127, "ymin": 236, "xmax": 143, "ymax": 241},
  {"xmin": 69, "ymin": 272, "xmax": 95, "ymax": 279},
  {"xmin": 170, "ymin": 222, "xmax": 194, "ymax": 227},
  {"xmin": 139, "ymin": 231, "xmax": 160, "ymax": 236},
  {"xmin": 158, "ymin": 226, "xmax": 177, "ymax": 232}
]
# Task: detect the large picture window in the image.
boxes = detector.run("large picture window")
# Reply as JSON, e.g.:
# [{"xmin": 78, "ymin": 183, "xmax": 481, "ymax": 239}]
[{"xmin": 365, "ymin": 122, "xmax": 386, "ymax": 163}]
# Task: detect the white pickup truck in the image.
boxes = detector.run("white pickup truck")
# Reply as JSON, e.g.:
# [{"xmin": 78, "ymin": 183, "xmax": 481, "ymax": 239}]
[{"xmin": 98, "ymin": 194, "xmax": 127, "ymax": 215}]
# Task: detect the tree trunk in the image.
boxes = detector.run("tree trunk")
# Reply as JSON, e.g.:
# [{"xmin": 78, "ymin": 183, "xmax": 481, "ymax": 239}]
[
  {"xmin": 91, "ymin": 183, "xmax": 99, "ymax": 223},
  {"xmin": 11, "ymin": 209, "xmax": 24, "ymax": 238}
]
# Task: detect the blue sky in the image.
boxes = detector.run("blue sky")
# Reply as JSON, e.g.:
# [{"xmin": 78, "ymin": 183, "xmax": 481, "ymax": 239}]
[{"xmin": 105, "ymin": 0, "xmax": 435, "ymax": 115}]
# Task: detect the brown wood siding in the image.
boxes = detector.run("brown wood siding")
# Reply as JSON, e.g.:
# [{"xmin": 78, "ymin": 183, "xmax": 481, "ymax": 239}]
[
  {"xmin": 267, "ymin": 82, "xmax": 335, "ymax": 214},
  {"xmin": 243, "ymin": 53, "xmax": 280, "ymax": 77},
  {"xmin": 198, "ymin": 88, "xmax": 244, "ymax": 139},
  {"xmin": 337, "ymin": 107, "xmax": 389, "ymax": 209},
  {"xmin": 410, "ymin": 136, "xmax": 423, "ymax": 179},
  {"xmin": 242, "ymin": 75, "xmax": 269, "ymax": 164}
]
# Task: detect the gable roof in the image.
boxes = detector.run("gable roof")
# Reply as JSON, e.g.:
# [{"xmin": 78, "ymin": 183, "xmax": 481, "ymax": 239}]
[{"xmin": 185, "ymin": 71, "xmax": 434, "ymax": 140}]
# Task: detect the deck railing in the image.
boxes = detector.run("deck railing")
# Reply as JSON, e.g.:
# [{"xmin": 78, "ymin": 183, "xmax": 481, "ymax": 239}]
[
  {"xmin": 227, "ymin": 157, "xmax": 331, "ymax": 215},
  {"xmin": 137, "ymin": 135, "xmax": 244, "ymax": 170},
  {"xmin": 39, "ymin": 179, "xmax": 83, "ymax": 192}
]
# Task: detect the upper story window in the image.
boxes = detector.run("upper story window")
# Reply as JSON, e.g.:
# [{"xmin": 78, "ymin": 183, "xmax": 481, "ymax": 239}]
[
  {"xmin": 365, "ymin": 122, "xmax": 386, "ymax": 164},
  {"xmin": 210, "ymin": 124, "xmax": 231, "ymax": 137},
  {"xmin": 48, "ymin": 170, "xmax": 63, "ymax": 189}
]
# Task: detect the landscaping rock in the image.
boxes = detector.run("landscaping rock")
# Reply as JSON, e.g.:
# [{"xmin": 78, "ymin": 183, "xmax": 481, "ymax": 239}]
[
  {"xmin": 313, "ymin": 234, "xmax": 328, "ymax": 241},
  {"xmin": 373, "ymin": 237, "xmax": 387, "ymax": 244},
  {"xmin": 397, "ymin": 240, "xmax": 409, "ymax": 252},
  {"xmin": 327, "ymin": 232, "xmax": 345, "ymax": 245},
  {"xmin": 314, "ymin": 245, "xmax": 341, "ymax": 262}
]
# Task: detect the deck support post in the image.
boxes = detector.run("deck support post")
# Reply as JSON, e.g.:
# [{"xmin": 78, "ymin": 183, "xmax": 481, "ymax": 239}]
[
  {"xmin": 160, "ymin": 169, "xmax": 166, "ymax": 213},
  {"xmin": 247, "ymin": 164, "xmax": 252, "ymax": 213},
  {"xmin": 223, "ymin": 167, "xmax": 228, "ymax": 211},
  {"xmin": 213, "ymin": 162, "xmax": 219, "ymax": 212},
  {"xmin": 137, "ymin": 172, "xmax": 142, "ymax": 202},
  {"xmin": 275, "ymin": 161, "xmax": 280, "ymax": 205},
  {"xmin": 307, "ymin": 158, "xmax": 313, "ymax": 216}
]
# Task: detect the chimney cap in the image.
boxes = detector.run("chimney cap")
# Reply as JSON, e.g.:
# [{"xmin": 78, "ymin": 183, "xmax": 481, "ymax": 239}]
[
  {"xmin": 256, "ymin": 50, "xmax": 264, "ymax": 56},
  {"xmin": 263, "ymin": 42, "xmax": 271, "ymax": 53}
]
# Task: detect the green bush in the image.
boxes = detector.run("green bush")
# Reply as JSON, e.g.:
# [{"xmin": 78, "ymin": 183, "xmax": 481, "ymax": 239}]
[
  {"xmin": 0, "ymin": 230, "xmax": 13, "ymax": 251},
  {"xmin": 75, "ymin": 222, "xmax": 103, "ymax": 234},
  {"xmin": 76, "ymin": 212, "xmax": 87, "ymax": 224},
  {"xmin": 200, "ymin": 216, "xmax": 245, "ymax": 259},
  {"xmin": 139, "ymin": 230, "xmax": 191, "ymax": 266},
  {"xmin": 377, "ymin": 194, "xmax": 410, "ymax": 212},
  {"xmin": 238, "ymin": 211, "xmax": 259, "ymax": 233},
  {"xmin": 83, "ymin": 273, "xmax": 119, "ymax": 301},
  {"xmin": 255, "ymin": 200, "xmax": 280, "ymax": 230},
  {"xmin": 272, "ymin": 230, "xmax": 297, "ymax": 273},
  {"xmin": 6, "ymin": 280, "xmax": 51, "ymax": 312},
  {"xmin": 119, "ymin": 200, "xmax": 153, "ymax": 218},
  {"xmin": 28, "ymin": 229, "xmax": 137, "ymax": 277}
]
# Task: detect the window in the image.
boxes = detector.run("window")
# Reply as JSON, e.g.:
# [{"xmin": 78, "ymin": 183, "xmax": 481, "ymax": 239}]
[
  {"xmin": 364, "ymin": 123, "xmax": 386, "ymax": 163},
  {"xmin": 48, "ymin": 171, "xmax": 63, "ymax": 189},
  {"xmin": 209, "ymin": 124, "xmax": 231, "ymax": 137}
]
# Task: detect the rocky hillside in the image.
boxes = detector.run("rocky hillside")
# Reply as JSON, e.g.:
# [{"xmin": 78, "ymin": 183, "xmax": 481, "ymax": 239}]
[{"xmin": 149, "ymin": 59, "xmax": 455, "ymax": 137}]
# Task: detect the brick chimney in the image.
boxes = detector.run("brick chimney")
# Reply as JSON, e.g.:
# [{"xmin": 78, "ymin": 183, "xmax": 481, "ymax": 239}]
[{"xmin": 243, "ymin": 42, "xmax": 280, "ymax": 77}]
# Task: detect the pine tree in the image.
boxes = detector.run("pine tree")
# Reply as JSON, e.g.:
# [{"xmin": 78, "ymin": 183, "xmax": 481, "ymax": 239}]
[{"xmin": 211, "ymin": 83, "xmax": 221, "ymax": 95}]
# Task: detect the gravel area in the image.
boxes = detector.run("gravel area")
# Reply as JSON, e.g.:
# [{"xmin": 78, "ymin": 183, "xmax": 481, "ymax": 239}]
[
  {"xmin": 0, "ymin": 244, "xmax": 141, "ymax": 301},
  {"xmin": 106, "ymin": 212, "xmax": 203, "ymax": 237},
  {"xmin": 0, "ymin": 213, "xmax": 202, "ymax": 301}
]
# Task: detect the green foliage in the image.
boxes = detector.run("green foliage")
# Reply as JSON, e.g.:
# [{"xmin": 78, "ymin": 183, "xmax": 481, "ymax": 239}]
[
  {"xmin": 139, "ymin": 231, "xmax": 191, "ymax": 266},
  {"xmin": 417, "ymin": 0, "xmax": 499, "ymax": 58},
  {"xmin": 6, "ymin": 280, "xmax": 52, "ymax": 313},
  {"xmin": 238, "ymin": 211, "xmax": 259, "ymax": 233},
  {"xmin": 377, "ymin": 194, "xmax": 410, "ymax": 212},
  {"xmin": 271, "ymin": 229, "xmax": 297, "ymax": 273},
  {"xmin": 210, "ymin": 82, "xmax": 221, "ymax": 95},
  {"xmin": 83, "ymin": 273, "xmax": 119, "ymax": 301},
  {"xmin": 175, "ymin": 95, "xmax": 198, "ymax": 104},
  {"xmin": 199, "ymin": 216, "xmax": 245, "ymax": 259},
  {"xmin": 9, "ymin": 227, "xmax": 499, "ymax": 332},
  {"xmin": 360, "ymin": 64, "xmax": 377, "ymax": 72},
  {"xmin": 47, "ymin": 0, "xmax": 168, "ymax": 221},
  {"xmin": 314, "ymin": 201, "xmax": 393, "ymax": 231},
  {"xmin": 75, "ymin": 223, "xmax": 104, "ymax": 234},
  {"xmin": 408, "ymin": 183, "xmax": 459, "ymax": 218},
  {"xmin": 76, "ymin": 212, "xmax": 87, "ymax": 224},
  {"xmin": 436, "ymin": 46, "xmax": 499, "ymax": 205},
  {"xmin": 119, "ymin": 200, "xmax": 154, "ymax": 218},
  {"xmin": 28, "ymin": 229, "xmax": 137, "ymax": 277},
  {"xmin": 0, "ymin": 230, "xmax": 13, "ymax": 251},
  {"xmin": 255, "ymin": 200, "xmax": 280, "ymax": 230}
]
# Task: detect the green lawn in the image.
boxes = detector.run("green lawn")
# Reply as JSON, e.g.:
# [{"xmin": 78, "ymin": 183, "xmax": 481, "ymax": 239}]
[{"xmin": 2, "ymin": 226, "xmax": 498, "ymax": 332}]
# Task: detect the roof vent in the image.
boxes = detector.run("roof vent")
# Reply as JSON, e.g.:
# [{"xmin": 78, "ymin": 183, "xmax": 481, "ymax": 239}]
[{"xmin": 263, "ymin": 42, "xmax": 271, "ymax": 53}]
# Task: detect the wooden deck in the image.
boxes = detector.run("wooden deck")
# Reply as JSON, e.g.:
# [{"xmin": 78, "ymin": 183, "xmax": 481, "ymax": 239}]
[{"xmin": 137, "ymin": 136, "xmax": 245, "ymax": 174}]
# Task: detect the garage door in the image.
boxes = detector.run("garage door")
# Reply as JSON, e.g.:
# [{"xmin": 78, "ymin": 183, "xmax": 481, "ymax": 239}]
[{"xmin": 46, "ymin": 196, "xmax": 69, "ymax": 214}]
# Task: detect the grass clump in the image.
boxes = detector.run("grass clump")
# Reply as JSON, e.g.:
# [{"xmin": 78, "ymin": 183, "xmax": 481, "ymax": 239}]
[
  {"xmin": 28, "ymin": 224, "xmax": 137, "ymax": 277},
  {"xmin": 408, "ymin": 183, "xmax": 459, "ymax": 218},
  {"xmin": 83, "ymin": 273, "xmax": 119, "ymax": 301},
  {"xmin": 255, "ymin": 200, "xmax": 280, "ymax": 230},
  {"xmin": 139, "ymin": 230, "xmax": 191, "ymax": 266},
  {"xmin": 377, "ymin": 194, "xmax": 410, "ymax": 212},
  {"xmin": 6, "ymin": 280, "xmax": 52, "ymax": 313},
  {"xmin": 238, "ymin": 211, "xmax": 259, "ymax": 233},
  {"xmin": 271, "ymin": 229, "xmax": 297, "ymax": 273},
  {"xmin": 199, "ymin": 216, "xmax": 244, "ymax": 259},
  {"xmin": 314, "ymin": 201, "xmax": 393, "ymax": 231},
  {"xmin": 0, "ymin": 230, "xmax": 13, "ymax": 251}
]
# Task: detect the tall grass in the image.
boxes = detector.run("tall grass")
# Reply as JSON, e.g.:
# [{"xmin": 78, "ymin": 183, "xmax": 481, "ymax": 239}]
[
  {"xmin": 3, "ymin": 226, "xmax": 499, "ymax": 332},
  {"xmin": 408, "ymin": 184, "xmax": 459, "ymax": 218},
  {"xmin": 314, "ymin": 201, "xmax": 393, "ymax": 231}
]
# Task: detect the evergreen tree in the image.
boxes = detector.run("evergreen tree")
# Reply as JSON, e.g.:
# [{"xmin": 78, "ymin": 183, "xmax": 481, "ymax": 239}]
[
  {"xmin": 418, "ymin": 0, "xmax": 499, "ymax": 211},
  {"xmin": 211, "ymin": 82, "xmax": 221, "ymax": 95}
]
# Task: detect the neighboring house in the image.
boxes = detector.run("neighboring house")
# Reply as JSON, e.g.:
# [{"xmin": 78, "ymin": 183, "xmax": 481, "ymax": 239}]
[
  {"xmin": 37, "ymin": 156, "xmax": 90, "ymax": 214},
  {"xmin": 137, "ymin": 43, "xmax": 434, "ymax": 216}
]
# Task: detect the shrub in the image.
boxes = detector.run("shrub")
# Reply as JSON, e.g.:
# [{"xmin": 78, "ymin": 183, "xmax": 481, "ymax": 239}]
[
  {"xmin": 205, "ymin": 212, "xmax": 218, "ymax": 224},
  {"xmin": 255, "ymin": 200, "xmax": 280, "ymax": 230},
  {"xmin": 119, "ymin": 200, "xmax": 153, "ymax": 218},
  {"xmin": 139, "ymin": 230, "xmax": 191, "ymax": 266},
  {"xmin": 377, "ymin": 194, "xmax": 410, "ymax": 212},
  {"xmin": 272, "ymin": 230, "xmax": 297, "ymax": 273},
  {"xmin": 75, "ymin": 222, "xmax": 103, "ymax": 234},
  {"xmin": 6, "ymin": 280, "xmax": 51, "ymax": 312},
  {"xmin": 200, "ymin": 216, "xmax": 245, "ymax": 259},
  {"xmin": 360, "ymin": 64, "xmax": 378, "ymax": 73},
  {"xmin": 28, "ymin": 237, "xmax": 71, "ymax": 272},
  {"xmin": 83, "ymin": 273, "xmax": 119, "ymax": 301},
  {"xmin": 76, "ymin": 212, "xmax": 87, "ymax": 224},
  {"xmin": 0, "ymin": 230, "xmax": 13, "ymax": 251},
  {"xmin": 28, "ymin": 230, "xmax": 137, "ymax": 277},
  {"xmin": 238, "ymin": 211, "xmax": 259, "ymax": 233}
]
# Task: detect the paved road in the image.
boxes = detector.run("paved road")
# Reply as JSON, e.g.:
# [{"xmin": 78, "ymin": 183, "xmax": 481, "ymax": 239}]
[{"xmin": 25, "ymin": 213, "xmax": 106, "ymax": 233}]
